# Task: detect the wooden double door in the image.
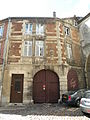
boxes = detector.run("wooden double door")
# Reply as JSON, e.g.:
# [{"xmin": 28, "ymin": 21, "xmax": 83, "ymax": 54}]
[
  {"xmin": 33, "ymin": 69, "xmax": 60, "ymax": 103},
  {"xmin": 10, "ymin": 74, "xmax": 24, "ymax": 103}
]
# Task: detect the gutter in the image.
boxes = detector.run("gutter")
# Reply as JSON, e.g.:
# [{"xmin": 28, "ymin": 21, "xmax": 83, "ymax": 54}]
[{"xmin": 0, "ymin": 18, "xmax": 11, "ymax": 104}]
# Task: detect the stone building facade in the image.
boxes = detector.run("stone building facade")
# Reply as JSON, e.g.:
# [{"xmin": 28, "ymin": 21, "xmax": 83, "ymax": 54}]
[
  {"xmin": 0, "ymin": 16, "xmax": 85, "ymax": 105},
  {"xmin": 79, "ymin": 13, "xmax": 90, "ymax": 89}
]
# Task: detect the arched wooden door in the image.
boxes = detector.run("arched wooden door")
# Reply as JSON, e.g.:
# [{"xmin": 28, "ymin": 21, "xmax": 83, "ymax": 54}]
[
  {"xmin": 67, "ymin": 69, "xmax": 79, "ymax": 91},
  {"xmin": 33, "ymin": 69, "xmax": 60, "ymax": 103}
]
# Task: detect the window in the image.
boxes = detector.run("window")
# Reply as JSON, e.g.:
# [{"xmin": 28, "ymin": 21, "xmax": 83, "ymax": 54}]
[
  {"xmin": 36, "ymin": 24, "xmax": 44, "ymax": 35},
  {"xmin": 15, "ymin": 81, "xmax": 21, "ymax": 92},
  {"xmin": 67, "ymin": 43, "xmax": 72, "ymax": 59},
  {"xmin": 0, "ymin": 26, "xmax": 4, "ymax": 37},
  {"xmin": 24, "ymin": 41, "xmax": 32, "ymax": 56},
  {"xmin": 35, "ymin": 41, "xmax": 44, "ymax": 56},
  {"xmin": 74, "ymin": 20, "xmax": 77, "ymax": 27},
  {"xmin": 25, "ymin": 23, "xmax": 32, "ymax": 34},
  {"xmin": 64, "ymin": 26, "xmax": 70, "ymax": 35}
]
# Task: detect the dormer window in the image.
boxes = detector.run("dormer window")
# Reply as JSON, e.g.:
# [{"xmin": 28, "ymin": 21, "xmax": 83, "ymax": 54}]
[{"xmin": 64, "ymin": 26, "xmax": 70, "ymax": 35}]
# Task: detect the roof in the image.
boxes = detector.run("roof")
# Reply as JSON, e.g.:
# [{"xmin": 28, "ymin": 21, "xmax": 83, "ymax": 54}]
[
  {"xmin": 0, "ymin": 17, "xmax": 60, "ymax": 22},
  {"xmin": 78, "ymin": 13, "xmax": 90, "ymax": 24}
]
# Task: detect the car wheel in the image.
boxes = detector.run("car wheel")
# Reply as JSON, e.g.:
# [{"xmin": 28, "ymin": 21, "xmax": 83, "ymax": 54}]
[{"xmin": 76, "ymin": 99, "xmax": 80, "ymax": 107}]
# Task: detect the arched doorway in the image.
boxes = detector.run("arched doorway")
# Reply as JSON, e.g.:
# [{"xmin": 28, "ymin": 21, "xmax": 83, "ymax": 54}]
[
  {"xmin": 67, "ymin": 69, "xmax": 79, "ymax": 91},
  {"xmin": 33, "ymin": 69, "xmax": 60, "ymax": 103},
  {"xmin": 86, "ymin": 54, "xmax": 90, "ymax": 88}
]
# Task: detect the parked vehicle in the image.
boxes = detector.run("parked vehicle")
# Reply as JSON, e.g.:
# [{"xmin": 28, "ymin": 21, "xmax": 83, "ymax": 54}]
[
  {"xmin": 62, "ymin": 89, "xmax": 86, "ymax": 107},
  {"xmin": 80, "ymin": 90, "xmax": 90, "ymax": 114}
]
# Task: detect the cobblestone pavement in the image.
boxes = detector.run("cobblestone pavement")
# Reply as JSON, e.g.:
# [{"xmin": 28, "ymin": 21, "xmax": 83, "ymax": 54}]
[{"xmin": 0, "ymin": 103, "xmax": 89, "ymax": 120}]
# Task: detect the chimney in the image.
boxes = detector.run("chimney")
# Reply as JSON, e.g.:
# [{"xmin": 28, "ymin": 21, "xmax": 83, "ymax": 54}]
[{"xmin": 53, "ymin": 11, "xmax": 56, "ymax": 18}]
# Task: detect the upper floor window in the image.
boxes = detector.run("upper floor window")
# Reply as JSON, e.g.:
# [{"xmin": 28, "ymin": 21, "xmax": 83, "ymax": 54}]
[
  {"xmin": 64, "ymin": 26, "xmax": 70, "ymax": 36},
  {"xmin": 66, "ymin": 43, "xmax": 72, "ymax": 59},
  {"xmin": 25, "ymin": 23, "xmax": 32, "ymax": 34},
  {"xmin": 36, "ymin": 24, "xmax": 44, "ymax": 35},
  {"xmin": 35, "ymin": 41, "xmax": 44, "ymax": 56},
  {"xmin": 74, "ymin": 20, "xmax": 77, "ymax": 27},
  {"xmin": 24, "ymin": 41, "xmax": 32, "ymax": 56},
  {"xmin": 0, "ymin": 26, "xmax": 4, "ymax": 37}
]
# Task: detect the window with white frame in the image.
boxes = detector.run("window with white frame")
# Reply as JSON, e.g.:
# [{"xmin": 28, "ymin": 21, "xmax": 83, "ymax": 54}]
[
  {"xmin": 0, "ymin": 26, "xmax": 4, "ymax": 37},
  {"xmin": 66, "ymin": 43, "xmax": 72, "ymax": 59},
  {"xmin": 36, "ymin": 23, "xmax": 44, "ymax": 35},
  {"xmin": 24, "ymin": 41, "xmax": 32, "ymax": 56},
  {"xmin": 64, "ymin": 26, "xmax": 70, "ymax": 35},
  {"xmin": 25, "ymin": 23, "xmax": 32, "ymax": 34},
  {"xmin": 35, "ymin": 41, "xmax": 44, "ymax": 56}
]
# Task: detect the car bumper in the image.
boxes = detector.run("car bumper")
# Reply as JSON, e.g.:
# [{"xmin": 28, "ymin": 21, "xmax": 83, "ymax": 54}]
[
  {"xmin": 80, "ymin": 104, "xmax": 90, "ymax": 114},
  {"xmin": 62, "ymin": 100, "xmax": 75, "ymax": 106}
]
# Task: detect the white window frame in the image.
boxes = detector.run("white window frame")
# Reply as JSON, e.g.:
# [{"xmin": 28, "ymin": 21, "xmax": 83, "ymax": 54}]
[
  {"xmin": 35, "ymin": 41, "xmax": 44, "ymax": 57},
  {"xmin": 24, "ymin": 41, "xmax": 32, "ymax": 56},
  {"xmin": 36, "ymin": 23, "xmax": 44, "ymax": 35},
  {"xmin": 0, "ymin": 26, "xmax": 4, "ymax": 37},
  {"xmin": 64, "ymin": 26, "xmax": 70, "ymax": 35},
  {"xmin": 67, "ymin": 43, "xmax": 72, "ymax": 59},
  {"xmin": 25, "ymin": 23, "xmax": 32, "ymax": 34}
]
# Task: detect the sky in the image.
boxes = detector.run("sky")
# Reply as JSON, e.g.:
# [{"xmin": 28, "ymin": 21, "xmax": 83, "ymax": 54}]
[{"xmin": 0, "ymin": 0, "xmax": 90, "ymax": 20}]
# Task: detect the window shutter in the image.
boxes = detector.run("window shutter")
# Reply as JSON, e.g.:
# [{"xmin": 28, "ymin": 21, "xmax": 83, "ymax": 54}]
[
  {"xmin": 28, "ymin": 41, "xmax": 32, "ymax": 56},
  {"xmin": 35, "ymin": 42, "xmax": 39, "ymax": 56},
  {"xmin": 24, "ymin": 46, "xmax": 28, "ymax": 56},
  {"xmin": 25, "ymin": 24, "xmax": 28, "ymax": 33}
]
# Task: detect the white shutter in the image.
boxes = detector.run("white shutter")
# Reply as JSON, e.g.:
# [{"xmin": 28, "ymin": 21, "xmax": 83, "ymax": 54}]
[
  {"xmin": 25, "ymin": 24, "xmax": 28, "ymax": 33},
  {"xmin": 24, "ymin": 46, "xmax": 28, "ymax": 56},
  {"xmin": 35, "ymin": 41, "xmax": 39, "ymax": 56},
  {"xmin": 28, "ymin": 41, "xmax": 32, "ymax": 56},
  {"xmin": 36, "ymin": 24, "xmax": 39, "ymax": 35}
]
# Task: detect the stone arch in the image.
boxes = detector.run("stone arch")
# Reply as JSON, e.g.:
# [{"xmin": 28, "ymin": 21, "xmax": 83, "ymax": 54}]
[{"xmin": 85, "ymin": 54, "xmax": 90, "ymax": 88}]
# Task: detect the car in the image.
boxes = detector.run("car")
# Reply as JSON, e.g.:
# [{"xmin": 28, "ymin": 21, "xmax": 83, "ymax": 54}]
[
  {"xmin": 62, "ymin": 89, "xmax": 86, "ymax": 107},
  {"xmin": 80, "ymin": 90, "xmax": 90, "ymax": 114}
]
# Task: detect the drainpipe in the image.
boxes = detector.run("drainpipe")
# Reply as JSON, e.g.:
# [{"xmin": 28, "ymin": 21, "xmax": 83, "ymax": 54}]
[{"xmin": 0, "ymin": 18, "xmax": 11, "ymax": 105}]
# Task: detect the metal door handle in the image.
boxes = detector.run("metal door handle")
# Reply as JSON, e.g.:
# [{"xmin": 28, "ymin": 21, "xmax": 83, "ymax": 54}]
[{"xmin": 43, "ymin": 87, "xmax": 45, "ymax": 90}]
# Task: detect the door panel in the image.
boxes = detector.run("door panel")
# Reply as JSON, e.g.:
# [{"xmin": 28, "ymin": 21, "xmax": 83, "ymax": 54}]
[
  {"xmin": 46, "ymin": 70, "xmax": 59, "ymax": 103},
  {"xmin": 10, "ymin": 74, "xmax": 24, "ymax": 103},
  {"xmin": 67, "ymin": 69, "xmax": 78, "ymax": 91},
  {"xmin": 33, "ymin": 69, "xmax": 59, "ymax": 103},
  {"xmin": 33, "ymin": 70, "xmax": 46, "ymax": 103}
]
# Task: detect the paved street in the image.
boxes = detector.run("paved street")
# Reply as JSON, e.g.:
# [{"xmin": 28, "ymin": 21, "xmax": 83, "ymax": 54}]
[{"xmin": 0, "ymin": 103, "xmax": 89, "ymax": 120}]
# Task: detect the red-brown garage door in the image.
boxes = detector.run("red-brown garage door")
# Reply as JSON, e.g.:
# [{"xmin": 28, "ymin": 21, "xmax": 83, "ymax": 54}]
[
  {"xmin": 67, "ymin": 69, "xmax": 79, "ymax": 91},
  {"xmin": 33, "ymin": 69, "xmax": 60, "ymax": 103}
]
